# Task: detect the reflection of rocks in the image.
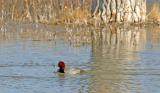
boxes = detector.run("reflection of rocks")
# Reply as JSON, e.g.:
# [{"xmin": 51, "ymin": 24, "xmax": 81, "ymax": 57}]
[
  {"xmin": 62, "ymin": 25, "xmax": 147, "ymax": 49},
  {"xmin": 88, "ymin": 25, "xmax": 160, "ymax": 93},
  {"xmin": 89, "ymin": 26, "xmax": 147, "ymax": 93},
  {"xmin": 92, "ymin": 25, "xmax": 146, "ymax": 51}
]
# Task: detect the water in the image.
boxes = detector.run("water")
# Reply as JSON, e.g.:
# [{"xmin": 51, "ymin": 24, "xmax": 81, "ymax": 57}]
[
  {"xmin": 0, "ymin": 38, "xmax": 91, "ymax": 93},
  {"xmin": 0, "ymin": 23, "xmax": 160, "ymax": 93}
]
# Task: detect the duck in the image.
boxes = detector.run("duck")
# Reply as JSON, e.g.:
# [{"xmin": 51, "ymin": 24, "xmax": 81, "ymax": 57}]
[{"xmin": 57, "ymin": 61, "xmax": 82, "ymax": 75}]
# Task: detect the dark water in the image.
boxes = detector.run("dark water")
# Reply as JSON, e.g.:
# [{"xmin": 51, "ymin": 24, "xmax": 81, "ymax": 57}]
[{"xmin": 0, "ymin": 24, "xmax": 160, "ymax": 93}]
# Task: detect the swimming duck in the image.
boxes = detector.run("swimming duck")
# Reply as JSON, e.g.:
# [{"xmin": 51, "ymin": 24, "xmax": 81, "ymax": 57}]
[{"xmin": 57, "ymin": 61, "xmax": 82, "ymax": 75}]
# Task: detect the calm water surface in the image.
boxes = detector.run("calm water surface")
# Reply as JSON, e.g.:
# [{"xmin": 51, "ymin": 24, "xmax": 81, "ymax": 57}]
[{"xmin": 0, "ymin": 24, "xmax": 160, "ymax": 93}]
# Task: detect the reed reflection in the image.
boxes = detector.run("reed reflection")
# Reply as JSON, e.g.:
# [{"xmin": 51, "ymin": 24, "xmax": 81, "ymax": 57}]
[
  {"xmin": 1, "ymin": 23, "xmax": 160, "ymax": 93},
  {"xmin": 0, "ymin": 23, "xmax": 56, "ymax": 41},
  {"xmin": 147, "ymin": 26, "xmax": 160, "ymax": 48}
]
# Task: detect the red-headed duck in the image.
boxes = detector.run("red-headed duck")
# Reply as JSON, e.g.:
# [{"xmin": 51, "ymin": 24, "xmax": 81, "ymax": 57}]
[{"xmin": 57, "ymin": 61, "xmax": 82, "ymax": 75}]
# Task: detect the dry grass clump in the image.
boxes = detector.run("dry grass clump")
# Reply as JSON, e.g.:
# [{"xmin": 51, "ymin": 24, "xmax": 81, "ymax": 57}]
[
  {"xmin": 50, "ymin": 0, "xmax": 92, "ymax": 25},
  {"xmin": 54, "ymin": 7, "xmax": 90, "ymax": 25},
  {"xmin": 148, "ymin": 2, "xmax": 160, "ymax": 23}
]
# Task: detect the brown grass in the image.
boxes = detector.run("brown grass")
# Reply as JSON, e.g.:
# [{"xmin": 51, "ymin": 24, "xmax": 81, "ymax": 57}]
[
  {"xmin": 148, "ymin": 2, "xmax": 160, "ymax": 22},
  {"xmin": 0, "ymin": 0, "xmax": 92, "ymax": 24},
  {"xmin": 50, "ymin": 0, "xmax": 92, "ymax": 25},
  {"xmin": 53, "ymin": 7, "xmax": 90, "ymax": 25}
]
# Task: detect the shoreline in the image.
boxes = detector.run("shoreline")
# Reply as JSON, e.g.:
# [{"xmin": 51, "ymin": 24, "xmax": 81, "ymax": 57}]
[{"xmin": 0, "ymin": 21, "xmax": 159, "ymax": 33}]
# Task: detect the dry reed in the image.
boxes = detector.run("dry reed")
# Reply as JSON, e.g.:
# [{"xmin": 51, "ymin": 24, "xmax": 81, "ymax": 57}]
[
  {"xmin": 0, "ymin": 0, "xmax": 91, "ymax": 25},
  {"xmin": 148, "ymin": 2, "xmax": 160, "ymax": 23},
  {"xmin": 55, "ymin": 7, "xmax": 90, "ymax": 25}
]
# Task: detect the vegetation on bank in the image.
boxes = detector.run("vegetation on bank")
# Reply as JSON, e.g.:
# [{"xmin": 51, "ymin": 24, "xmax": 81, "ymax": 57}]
[
  {"xmin": 0, "ymin": 0, "xmax": 159, "ymax": 26},
  {"xmin": 0, "ymin": 0, "xmax": 91, "ymax": 25}
]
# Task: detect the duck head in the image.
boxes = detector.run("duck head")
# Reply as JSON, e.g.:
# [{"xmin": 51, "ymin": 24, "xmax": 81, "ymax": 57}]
[{"xmin": 58, "ymin": 61, "xmax": 65, "ymax": 73}]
